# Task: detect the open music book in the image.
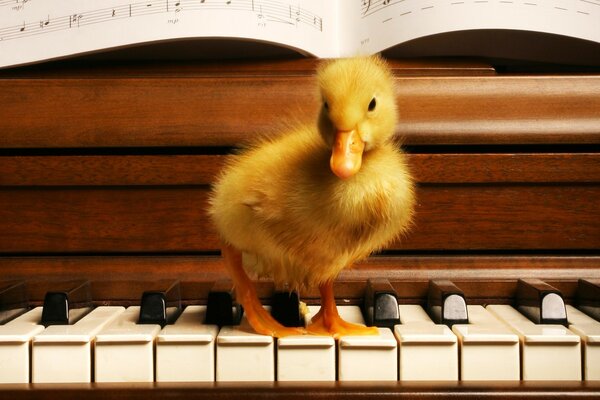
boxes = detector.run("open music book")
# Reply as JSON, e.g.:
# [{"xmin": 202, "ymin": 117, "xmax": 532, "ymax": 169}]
[{"xmin": 1, "ymin": 0, "xmax": 599, "ymax": 68}]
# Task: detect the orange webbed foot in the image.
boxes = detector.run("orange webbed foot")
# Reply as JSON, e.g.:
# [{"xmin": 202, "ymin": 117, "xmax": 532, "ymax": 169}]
[
  {"xmin": 242, "ymin": 298, "xmax": 306, "ymax": 338},
  {"xmin": 306, "ymin": 307, "xmax": 378, "ymax": 339},
  {"xmin": 306, "ymin": 280, "xmax": 379, "ymax": 339},
  {"xmin": 221, "ymin": 243, "xmax": 306, "ymax": 338}
]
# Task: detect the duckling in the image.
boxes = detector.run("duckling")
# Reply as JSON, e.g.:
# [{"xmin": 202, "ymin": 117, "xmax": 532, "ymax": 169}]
[{"xmin": 209, "ymin": 55, "xmax": 415, "ymax": 338}]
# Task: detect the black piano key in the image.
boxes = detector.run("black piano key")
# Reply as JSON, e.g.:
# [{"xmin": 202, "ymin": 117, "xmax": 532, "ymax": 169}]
[
  {"xmin": 270, "ymin": 291, "xmax": 304, "ymax": 327},
  {"xmin": 516, "ymin": 278, "xmax": 568, "ymax": 326},
  {"xmin": 427, "ymin": 280, "xmax": 469, "ymax": 326},
  {"xmin": 0, "ymin": 281, "xmax": 28, "ymax": 324},
  {"xmin": 363, "ymin": 278, "xmax": 400, "ymax": 329},
  {"xmin": 138, "ymin": 280, "xmax": 182, "ymax": 327},
  {"xmin": 576, "ymin": 279, "xmax": 600, "ymax": 322},
  {"xmin": 41, "ymin": 280, "xmax": 93, "ymax": 326},
  {"xmin": 205, "ymin": 280, "xmax": 243, "ymax": 326}
]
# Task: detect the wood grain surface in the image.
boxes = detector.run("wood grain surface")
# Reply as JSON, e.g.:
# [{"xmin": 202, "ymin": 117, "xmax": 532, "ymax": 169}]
[
  {"xmin": 0, "ymin": 60, "xmax": 598, "ymax": 147},
  {"xmin": 1, "ymin": 381, "xmax": 600, "ymax": 400}
]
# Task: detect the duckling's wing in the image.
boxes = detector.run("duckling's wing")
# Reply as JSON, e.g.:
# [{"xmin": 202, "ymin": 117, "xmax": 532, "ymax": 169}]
[{"xmin": 241, "ymin": 187, "xmax": 283, "ymax": 222}]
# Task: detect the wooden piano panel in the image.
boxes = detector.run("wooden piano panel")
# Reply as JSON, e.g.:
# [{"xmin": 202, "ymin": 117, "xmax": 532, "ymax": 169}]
[
  {"xmin": 0, "ymin": 152, "xmax": 598, "ymax": 253},
  {"xmin": 0, "ymin": 59, "xmax": 599, "ymax": 398},
  {"xmin": 1, "ymin": 381, "xmax": 600, "ymax": 400},
  {"xmin": 0, "ymin": 59, "xmax": 599, "ymax": 148}
]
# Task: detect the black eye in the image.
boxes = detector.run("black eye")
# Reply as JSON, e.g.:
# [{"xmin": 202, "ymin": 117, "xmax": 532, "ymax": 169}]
[
  {"xmin": 323, "ymin": 101, "xmax": 329, "ymax": 111},
  {"xmin": 368, "ymin": 97, "xmax": 376, "ymax": 111}
]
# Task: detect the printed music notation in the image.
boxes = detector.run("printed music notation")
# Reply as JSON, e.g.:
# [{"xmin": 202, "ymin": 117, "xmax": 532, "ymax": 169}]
[
  {"xmin": 361, "ymin": 0, "xmax": 396, "ymax": 17},
  {"xmin": 0, "ymin": 0, "xmax": 323, "ymax": 42},
  {"xmin": 361, "ymin": 0, "xmax": 597, "ymax": 19},
  {"xmin": 0, "ymin": 0, "xmax": 30, "ymax": 10}
]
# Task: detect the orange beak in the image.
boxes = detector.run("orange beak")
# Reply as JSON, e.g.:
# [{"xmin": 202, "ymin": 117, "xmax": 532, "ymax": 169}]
[{"xmin": 330, "ymin": 130, "xmax": 365, "ymax": 179}]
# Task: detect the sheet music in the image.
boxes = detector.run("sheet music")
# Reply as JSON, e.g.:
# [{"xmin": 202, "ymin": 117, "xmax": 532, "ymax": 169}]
[
  {"xmin": 340, "ymin": 0, "xmax": 599, "ymax": 57},
  {"xmin": 0, "ymin": 0, "xmax": 334, "ymax": 67}
]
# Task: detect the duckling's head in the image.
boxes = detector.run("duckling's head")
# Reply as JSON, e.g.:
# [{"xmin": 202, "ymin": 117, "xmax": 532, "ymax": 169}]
[{"xmin": 317, "ymin": 55, "xmax": 397, "ymax": 180}]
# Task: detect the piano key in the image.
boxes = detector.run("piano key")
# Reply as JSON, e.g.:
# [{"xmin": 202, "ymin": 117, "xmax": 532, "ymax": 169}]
[
  {"xmin": 277, "ymin": 317, "xmax": 335, "ymax": 381},
  {"xmin": 452, "ymin": 305, "xmax": 520, "ymax": 380},
  {"xmin": 336, "ymin": 306, "xmax": 398, "ymax": 381},
  {"xmin": 205, "ymin": 279, "xmax": 243, "ymax": 326},
  {"xmin": 138, "ymin": 280, "xmax": 182, "ymax": 327},
  {"xmin": 216, "ymin": 311, "xmax": 275, "ymax": 382},
  {"xmin": 0, "ymin": 281, "xmax": 28, "ymax": 324},
  {"xmin": 0, "ymin": 307, "xmax": 45, "ymax": 383},
  {"xmin": 577, "ymin": 279, "xmax": 600, "ymax": 321},
  {"xmin": 516, "ymin": 278, "xmax": 568, "ymax": 326},
  {"xmin": 156, "ymin": 305, "xmax": 219, "ymax": 382},
  {"xmin": 363, "ymin": 278, "xmax": 400, "ymax": 329},
  {"xmin": 398, "ymin": 304, "xmax": 435, "ymax": 325},
  {"xmin": 565, "ymin": 304, "xmax": 600, "ymax": 380},
  {"xmin": 487, "ymin": 304, "xmax": 581, "ymax": 380},
  {"xmin": 395, "ymin": 304, "xmax": 458, "ymax": 381},
  {"xmin": 41, "ymin": 280, "xmax": 93, "ymax": 326},
  {"xmin": 32, "ymin": 306, "xmax": 125, "ymax": 383},
  {"xmin": 95, "ymin": 306, "xmax": 161, "ymax": 382},
  {"xmin": 270, "ymin": 290, "xmax": 303, "ymax": 327},
  {"xmin": 427, "ymin": 280, "xmax": 469, "ymax": 326}
]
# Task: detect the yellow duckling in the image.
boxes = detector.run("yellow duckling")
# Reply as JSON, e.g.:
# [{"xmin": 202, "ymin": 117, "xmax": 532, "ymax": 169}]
[{"xmin": 209, "ymin": 55, "xmax": 415, "ymax": 337}]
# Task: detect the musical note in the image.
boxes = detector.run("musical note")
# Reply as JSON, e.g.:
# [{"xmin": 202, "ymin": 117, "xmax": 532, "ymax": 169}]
[
  {"xmin": 19, "ymin": 22, "xmax": 25, "ymax": 32},
  {"xmin": 39, "ymin": 15, "xmax": 49, "ymax": 28},
  {"xmin": 362, "ymin": 0, "xmax": 400, "ymax": 17},
  {"xmin": 362, "ymin": 0, "xmax": 371, "ymax": 15},
  {"xmin": 69, "ymin": 14, "xmax": 82, "ymax": 28}
]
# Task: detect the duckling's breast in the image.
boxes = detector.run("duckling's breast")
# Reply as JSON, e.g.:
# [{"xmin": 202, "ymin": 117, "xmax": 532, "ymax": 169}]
[{"xmin": 210, "ymin": 129, "xmax": 414, "ymax": 289}]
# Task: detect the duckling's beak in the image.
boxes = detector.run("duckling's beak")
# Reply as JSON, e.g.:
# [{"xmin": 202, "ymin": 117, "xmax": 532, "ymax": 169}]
[{"xmin": 330, "ymin": 130, "xmax": 365, "ymax": 179}]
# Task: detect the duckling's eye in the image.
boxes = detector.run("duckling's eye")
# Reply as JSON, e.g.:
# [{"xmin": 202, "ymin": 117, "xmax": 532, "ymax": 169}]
[
  {"xmin": 368, "ymin": 97, "xmax": 377, "ymax": 112},
  {"xmin": 323, "ymin": 101, "xmax": 329, "ymax": 111}
]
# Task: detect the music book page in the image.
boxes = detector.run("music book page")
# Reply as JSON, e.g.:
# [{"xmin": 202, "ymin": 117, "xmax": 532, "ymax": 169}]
[
  {"xmin": 339, "ymin": 0, "xmax": 600, "ymax": 57},
  {"xmin": 1, "ymin": 0, "xmax": 599, "ymax": 68},
  {"xmin": 0, "ymin": 0, "xmax": 335, "ymax": 67}
]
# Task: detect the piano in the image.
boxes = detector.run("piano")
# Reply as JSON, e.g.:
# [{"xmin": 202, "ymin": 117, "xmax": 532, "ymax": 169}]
[{"xmin": 0, "ymin": 57, "xmax": 599, "ymax": 398}]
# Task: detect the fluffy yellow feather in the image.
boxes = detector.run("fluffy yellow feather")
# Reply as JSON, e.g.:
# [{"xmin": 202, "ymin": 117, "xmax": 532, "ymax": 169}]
[{"xmin": 209, "ymin": 55, "xmax": 415, "ymax": 336}]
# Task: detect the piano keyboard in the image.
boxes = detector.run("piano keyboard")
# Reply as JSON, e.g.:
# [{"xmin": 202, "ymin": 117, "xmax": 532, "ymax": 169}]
[{"xmin": 0, "ymin": 278, "xmax": 599, "ymax": 383}]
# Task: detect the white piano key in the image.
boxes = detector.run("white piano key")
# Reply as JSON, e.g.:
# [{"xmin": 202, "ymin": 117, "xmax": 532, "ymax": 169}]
[
  {"xmin": 487, "ymin": 304, "xmax": 581, "ymax": 380},
  {"xmin": 336, "ymin": 306, "xmax": 398, "ymax": 381},
  {"xmin": 32, "ymin": 306, "xmax": 125, "ymax": 383},
  {"xmin": 394, "ymin": 325, "xmax": 458, "ymax": 380},
  {"xmin": 399, "ymin": 304, "xmax": 435, "ymax": 325},
  {"xmin": 277, "ymin": 334, "xmax": 335, "ymax": 381},
  {"xmin": 95, "ymin": 306, "xmax": 161, "ymax": 382},
  {"xmin": 278, "ymin": 306, "xmax": 335, "ymax": 382},
  {"xmin": 568, "ymin": 305, "xmax": 600, "ymax": 326},
  {"xmin": 452, "ymin": 305, "xmax": 520, "ymax": 381},
  {"xmin": 216, "ymin": 313, "xmax": 274, "ymax": 382},
  {"xmin": 395, "ymin": 304, "xmax": 458, "ymax": 381},
  {"xmin": 0, "ymin": 307, "xmax": 44, "ymax": 383},
  {"xmin": 566, "ymin": 305, "xmax": 600, "ymax": 380},
  {"xmin": 156, "ymin": 305, "xmax": 219, "ymax": 382}
]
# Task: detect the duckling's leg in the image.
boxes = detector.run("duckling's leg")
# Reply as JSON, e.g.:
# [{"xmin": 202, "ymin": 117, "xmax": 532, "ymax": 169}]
[
  {"xmin": 221, "ymin": 243, "xmax": 305, "ymax": 338},
  {"xmin": 306, "ymin": 280, "xmax": 378, "ymax": 338}
]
